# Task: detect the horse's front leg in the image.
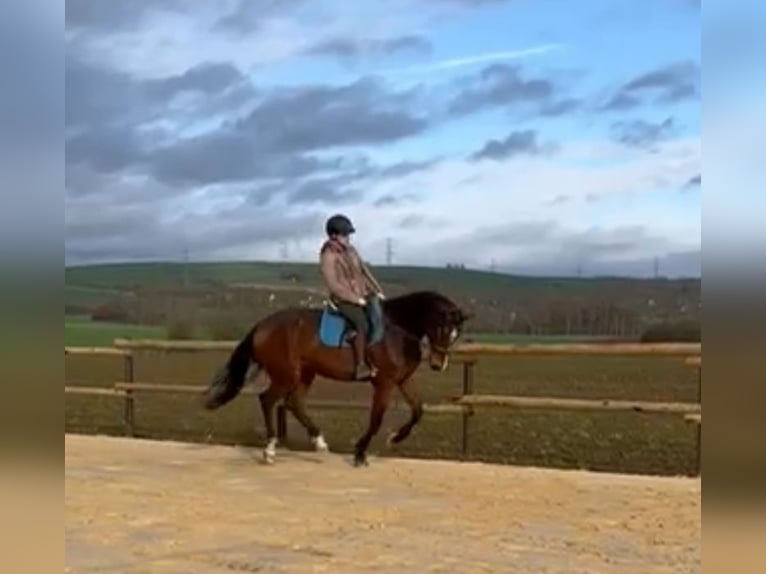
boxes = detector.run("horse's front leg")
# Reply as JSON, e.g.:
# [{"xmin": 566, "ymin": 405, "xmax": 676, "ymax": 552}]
[
  {"xmin": 387, "ymin": 377, "xmax": 423, "ymax": 447},
  {"xmin": 354, "ymin": 382, "xmax": 393, "ymax": 467}
]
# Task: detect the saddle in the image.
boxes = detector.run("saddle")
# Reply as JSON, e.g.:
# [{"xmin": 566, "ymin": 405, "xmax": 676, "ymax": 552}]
[{"xmin": 318, "ymin": 297, "xmax": 385, "ymax": 348}]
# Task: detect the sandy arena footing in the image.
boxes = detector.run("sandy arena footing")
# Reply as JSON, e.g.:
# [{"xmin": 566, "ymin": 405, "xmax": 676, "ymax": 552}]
[{"xmin": 65, "ymin": 434, "xmax": 700, "ymax": 573}]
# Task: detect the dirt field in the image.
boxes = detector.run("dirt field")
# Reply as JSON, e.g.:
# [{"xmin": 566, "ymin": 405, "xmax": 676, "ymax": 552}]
[{"xmin": 65, "ymin": 434, "xmax": 700, "ymax": 573}]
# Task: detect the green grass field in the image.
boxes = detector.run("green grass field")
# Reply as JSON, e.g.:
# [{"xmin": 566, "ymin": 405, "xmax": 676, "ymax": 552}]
[{"xmin": 65, "ymin": 316, "xmax": 167, "ymax": 346}]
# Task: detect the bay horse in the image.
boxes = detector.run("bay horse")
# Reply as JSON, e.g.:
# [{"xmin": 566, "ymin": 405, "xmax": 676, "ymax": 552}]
[{"xmin": 202, "ymin": 290, "xmax": 469, "ymax": 466}]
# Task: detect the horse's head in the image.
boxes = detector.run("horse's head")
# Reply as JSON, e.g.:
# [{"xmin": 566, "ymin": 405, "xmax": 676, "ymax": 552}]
[
  {"xmin": 382, "ymin": 290, "xmax": 472, "ymax": 370},
  {"xmin": 419, "ymin": 292, "xmax": 471, "ymax": 371}
]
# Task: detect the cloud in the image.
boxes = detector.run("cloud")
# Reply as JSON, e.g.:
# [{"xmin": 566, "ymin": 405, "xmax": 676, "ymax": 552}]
[
  {"xmin": 395, "ymin": 213, "xmax": 451, "ymax": 230},
  {"xmin": 65, "ymin": 54, "xmax": 257, "ymax": 182},
  {"xmin": 373, "ymin": 193, "xmax": 420, "ymax": 207},
  {"xmin": 65, "ymin": 0, "xmax": 187, "ymax": 32},
  {"xmin": 150, "ymin": 134, "xmax": 331, "ymax": 187},
  {"xmin": 65, "ymin": 56, "xmax": 253, "ymax": 131},
  {"xmin": 288, "ymin": 179, "xmax": 362, "ymax": 205},
  {"xmin": 66, "ymin": 50, "xmax": 427, "ymax": 195},
  {"xmin": 448, "ymin": 63, "xmax": 574, "ymax": 118},
  {"xmin": 539, "ymin": 98, "xmax": 583, "ymax": 117},
  {"xmin": 687, "ymin": 173, "xmax": 701, "ymax": 186},
  {"xmin": 66, "ymin": 197, "xmax": 326, "ymax": 264},
  {"xmin": 145, "ymin": 77, "xmax": 428, "ymax": 187},
  {"xmin": 682, "ymin": 173, "xmax": 701, "ymax": 191},
  {"xmin": 377, "ymin": 159, "xmax": 441, "ymax": 179},
  {"xmin": 398, "ymin": 214, "xmax": 427, "ymax": 229},
  {"xmin": 235, "ymin": 78, "xmax": 427, "ymax": 152},
  {"xmin": 215, "ymin": 0, "xmax": 308, "ymax": 35},
  {"xmin": 602, "ymin": 61, "xmax": 700, "ymax": 111},
  {"xmin": 306, "ymin": 34, "xmax": 431, "ymax": 61},
  {"xmin": 66, "ymin": 125, "xmax": 150, "ymax": 175},
  {"xmin": 610, "ymin": 117, "xmax": 676, "ymax": 149},
  {"xmin": 471, "ymin": 130, "xmax": 557, "ymax": 161},
  {"xmin": 344, "ymin": 135, "xmax": 700, "ymax": 258},
  {"xmin": 409, "ymin": 220, "xmax": 699, "ymax": 277},
  {"xmin": 386, "ymin": 44, "xmax": 564, "ymax": 76},
  {"xmin": 145, "ymin": 62, "xmax": 245, "ymax": 99}
]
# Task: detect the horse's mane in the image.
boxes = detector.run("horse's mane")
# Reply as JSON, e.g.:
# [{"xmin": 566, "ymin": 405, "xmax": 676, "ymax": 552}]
[
  {"xmin": 383, "ymin": 289, "xmax": 449, "ymax": 309},
  {"xmin": 381, "ymin": 290, "xmax": 455, "ymax": 338}
]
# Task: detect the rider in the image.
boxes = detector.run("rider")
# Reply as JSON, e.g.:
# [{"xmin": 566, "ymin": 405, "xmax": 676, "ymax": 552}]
[{"xmin": 319, "ymin": 214, "xmax": 385, "ymax": 380}]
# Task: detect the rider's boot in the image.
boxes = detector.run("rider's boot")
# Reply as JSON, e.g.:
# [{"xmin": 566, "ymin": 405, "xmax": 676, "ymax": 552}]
[{"xmin": 351, "ymin": 333, "xmax": 373, "ymax": 380}]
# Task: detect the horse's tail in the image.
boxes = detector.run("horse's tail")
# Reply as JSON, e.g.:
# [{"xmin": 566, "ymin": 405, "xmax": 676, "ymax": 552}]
[{"xmin": 202, "ymin": 326, "xmax": 258, "ymax": 410}]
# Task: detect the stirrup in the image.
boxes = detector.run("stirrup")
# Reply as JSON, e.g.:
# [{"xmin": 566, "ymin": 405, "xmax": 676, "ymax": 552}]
[{"xmin": 355, "ymin": 364, "xmax": 374, "ymax": 380}]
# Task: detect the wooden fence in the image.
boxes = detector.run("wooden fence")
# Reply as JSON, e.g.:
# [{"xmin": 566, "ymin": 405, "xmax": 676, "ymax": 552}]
[{"xmin": 65, "ymin": 340, "xmax": 702, "ymax": 475}]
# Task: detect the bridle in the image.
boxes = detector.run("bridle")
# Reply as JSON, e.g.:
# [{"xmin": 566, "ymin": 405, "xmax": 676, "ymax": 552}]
[
  {"xmin": 429, "ymin": 341, "xmax": 450, "ymax": 355},
  {"xmin": 428, "ymin": 324, "xmax": 461, "ymax": 356}
]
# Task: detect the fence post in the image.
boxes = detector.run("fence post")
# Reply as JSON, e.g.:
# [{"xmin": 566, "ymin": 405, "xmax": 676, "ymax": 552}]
[
  {"xmin": 123, "ymin": 353, "xmax": 135, "ymax": 437},
  {"xmin": 461, "ymin": 358, "xmax": 475, "ymax": 459}
]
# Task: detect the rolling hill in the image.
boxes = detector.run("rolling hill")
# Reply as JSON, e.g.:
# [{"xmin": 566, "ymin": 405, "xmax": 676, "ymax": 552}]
[{"xmin": 65, "ymin": 261, "xmax": 701, "ymax": 338}]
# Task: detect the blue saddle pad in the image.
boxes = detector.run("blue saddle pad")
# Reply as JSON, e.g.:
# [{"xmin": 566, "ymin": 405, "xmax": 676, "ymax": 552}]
[{"xmin": 319, "ymin": 299, "xmax": 385, "ymax": 348}]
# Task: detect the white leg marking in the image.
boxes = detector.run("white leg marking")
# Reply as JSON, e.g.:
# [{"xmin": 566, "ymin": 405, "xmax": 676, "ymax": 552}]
[
  {"xmin": 263, "ymin": 438, "xmax": 277, "ymax": 464},
  {"xmin": 440, "ymin": 355, "xmax": 450, "ymax": 371},
  {"xmin": 312, "ymin": 434, "xmax": 329, "ymax": 453}
]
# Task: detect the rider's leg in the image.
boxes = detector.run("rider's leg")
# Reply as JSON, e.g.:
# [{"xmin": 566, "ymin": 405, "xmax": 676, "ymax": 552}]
[
  {"xmin": 337, "ymin": 302, "xmax": 373, "ymax": 379},
  {"xmin": 364, "ymin": 295, "xmax": 383, "ymax": 341}
]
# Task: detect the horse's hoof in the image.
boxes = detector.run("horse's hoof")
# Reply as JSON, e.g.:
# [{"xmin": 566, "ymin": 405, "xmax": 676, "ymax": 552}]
[
  {"xmin": 262, "ymin": 452, "xmax": 275, "ymax": 465},
  {"xmin": 262, "ymin": 439, "xmax": 277, "ymax": 465},
  {"xmin": 312, "ymin": 434, "xmax": 329, "ymax": 453},
  {"xmin": 353, "ymin": 453, "xmax": 369, "ymax": 467}
]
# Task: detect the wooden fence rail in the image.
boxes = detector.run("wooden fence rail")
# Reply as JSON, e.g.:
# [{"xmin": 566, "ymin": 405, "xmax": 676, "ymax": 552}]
[
  {"xmin": 65, "ymin": 346, "xmax": 132, "ymax": 357},
  {"xmin": 451, "ymin": 394, "xmax": 701, "ymax": 415},
  {"xmin": 65, "ymin": 341, "xmax": 702, "ymax": 475},
  {"xmin": 112, "ymin": 338, "xmax": 701, "ymax": 357}
]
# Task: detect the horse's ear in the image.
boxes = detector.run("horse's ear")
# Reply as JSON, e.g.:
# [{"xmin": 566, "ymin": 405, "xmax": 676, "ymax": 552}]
[
  {"xmin": 458, "ymin": 308, "xmax": 473, "ymax": 323},
  {"xmin": 451, "ymin": 308, "xmax": 472, "ymax": 323}
]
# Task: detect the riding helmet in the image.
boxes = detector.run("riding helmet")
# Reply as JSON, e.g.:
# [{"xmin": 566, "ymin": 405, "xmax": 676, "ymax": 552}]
[{"xmin": 325, "ymin": 214, "xmax": 355, "ymax": 237}]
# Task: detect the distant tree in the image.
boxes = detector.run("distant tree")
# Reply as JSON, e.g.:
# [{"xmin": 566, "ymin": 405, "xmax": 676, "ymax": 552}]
[
  {"xmin": 91, "ymin": 299, "xmax": 131, "ymax": 323},
  {"xmin": 640, "ymin": 320, "xmax": 700, "ymax": 343},
  {"xmin": 166, "ymin": 316, "xmax": 197, "ymax": 339}
]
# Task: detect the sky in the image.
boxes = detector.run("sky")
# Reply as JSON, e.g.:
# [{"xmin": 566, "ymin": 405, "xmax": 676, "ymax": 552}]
[{"xmin": 63, "ymin": 0, "xmax": 702, "ymax": 277}]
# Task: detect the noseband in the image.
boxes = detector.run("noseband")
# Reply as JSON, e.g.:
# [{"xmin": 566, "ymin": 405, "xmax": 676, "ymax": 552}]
[
  {"xmin": 429, "ymin": 327, "xmax": 460, "ymax": 356},
  {"xmin": 429, "ymin": 342, "xmax": 452, "ymax": 355}
]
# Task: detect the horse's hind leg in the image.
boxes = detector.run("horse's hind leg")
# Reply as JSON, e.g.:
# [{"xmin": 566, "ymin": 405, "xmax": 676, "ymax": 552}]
[
  {"xmin": 285, "ymin": 375, "xmax": 328, "ymax": 453},
  {"xmin": 258, "ymin": 381, "xmax": 288, "ymax": 464}
]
